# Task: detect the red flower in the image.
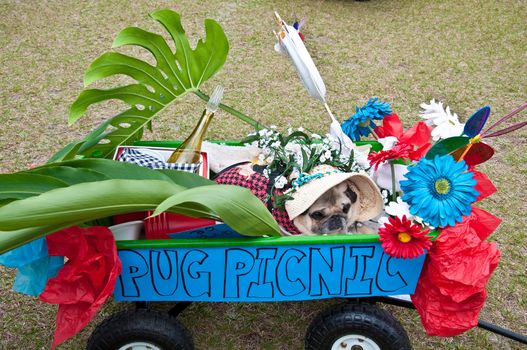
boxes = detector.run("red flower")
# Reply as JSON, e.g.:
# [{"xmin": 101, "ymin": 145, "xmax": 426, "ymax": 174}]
[
  {"xmin": 370, "ymin": 113, "xmax": 433, "ymax": 168},
  {"xmin": 378, "ymin": 215, "xmax": 432, "ymax": 259},
  {"xmin": 368, "ymin": 143, "xmax": 413, "ymax": 170}
]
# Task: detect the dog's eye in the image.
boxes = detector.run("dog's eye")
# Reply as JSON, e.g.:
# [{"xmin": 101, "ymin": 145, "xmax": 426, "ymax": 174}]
[
  {"xmin": 343, "ymin": 204, "xmax": 351, "ymax": 213},
  {"xmin": 345, "ymin": 187, "xmax": 357, "ymax": 203},
  {"xmin": 310, "ymin": 211, "xmax": 325, "ymax": 220}
]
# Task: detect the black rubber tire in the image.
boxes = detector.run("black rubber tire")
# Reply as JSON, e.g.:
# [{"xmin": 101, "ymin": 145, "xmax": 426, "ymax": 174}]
[
  {"xmin": 86, "ymin": 309, "xmax": 194, "ymax": 350},
  {"xmin": 305, "ymin": 302, "xmax": 412, "ymax": 350}
]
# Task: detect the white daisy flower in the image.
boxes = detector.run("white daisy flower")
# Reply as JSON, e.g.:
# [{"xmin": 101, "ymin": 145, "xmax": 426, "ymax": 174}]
[
  {"xmin": 385, "ymin": 197, "xmax": 412, "ymax": 218},
  {"xmin": 274, "ymin": 175, "xmax": 288, "ymax": 189},
  {"xmin": 420, "ymin": 99, "xmax": 464, "ymax": 141},
  {"xmin": 384, "ymin": 197, "xmax": 425, "ymax": 225},
  {"xmin": 431, "ymin": 119, "xmax": 464, "ymax": 141}
]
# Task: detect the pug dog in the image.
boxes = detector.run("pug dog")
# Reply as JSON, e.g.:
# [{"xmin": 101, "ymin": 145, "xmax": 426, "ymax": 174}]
[
  {"xmin": 292, "ymin": 181, "xmax": 374, "ymax": 235},
  {"xmin": 215, "ymin": 162, "xmax": 383, "ymax": 236}
]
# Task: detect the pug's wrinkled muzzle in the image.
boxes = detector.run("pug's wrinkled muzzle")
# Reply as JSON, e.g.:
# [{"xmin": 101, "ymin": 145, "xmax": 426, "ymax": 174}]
[{"xmin": 327, "ymin": 215, "xmax": 346, "ymax": 231}]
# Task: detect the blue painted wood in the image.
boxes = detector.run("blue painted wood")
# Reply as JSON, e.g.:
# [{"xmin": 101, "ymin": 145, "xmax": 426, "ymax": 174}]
[
  {"xmin": 114, "ymin": 242, "xmax": 426, "ymax": 302},
  {"xmin": 168, "ymin": 223, "xmax": 244, "ymax": 239}
]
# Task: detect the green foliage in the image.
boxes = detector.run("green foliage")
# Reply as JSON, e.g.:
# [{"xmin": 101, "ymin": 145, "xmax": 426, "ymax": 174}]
[
  {"xmin": 0, "ymin": 225, "xmax": 69, "ymax": 257},
  {"xmin": 46, "ymin": 140, "xmax": 85, "ymax": 163},
  {"xmin": 38, "ymin": 158, "xmax": 174, "ymax": 181},
  {"xmin": 244, "ymin": 128, "xmax": 364, "ymax": 208},
  {"xmin": 156, "ymin": 169, "xmax": 215, "ymax": 188},
  {"xmin": 0, "ymin": 179, "xmax": 185, "ymax": 231},
  {"xmin": 68, "ymin": 9, "xmax": 229, "ymax": 159},
  {"xmin": 0, "ymin": 159, "xmax": 281, "ymax": 254},
  {"xmin": 0, "ymin": 174, "xmax": 68, "ymax": 201},
  {"xmin": 154, "ymin": 185, "xmax": 282, "ymax": 238},
  {"xmin": 27, "ymin": 166, "xmax": 109, "ymax": 185}
]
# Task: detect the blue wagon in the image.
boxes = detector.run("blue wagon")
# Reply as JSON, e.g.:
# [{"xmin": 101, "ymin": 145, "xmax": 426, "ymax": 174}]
[
  {"xmin": 85, "ymin": 140, "xmax": 425, "ymax": 350},
  {"xmin": 87, "ymin": 233, "xmax": 427, "ymax": 350}
]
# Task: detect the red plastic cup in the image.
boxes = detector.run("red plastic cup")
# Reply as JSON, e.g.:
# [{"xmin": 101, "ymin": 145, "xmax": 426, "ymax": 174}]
[
  {"xmin": 113, "ymin": 212, "xmax": 149, "ymax": 225},
  {"xmin": 144, "ymin": 212, "xmax": 216, "ymax": 239}
]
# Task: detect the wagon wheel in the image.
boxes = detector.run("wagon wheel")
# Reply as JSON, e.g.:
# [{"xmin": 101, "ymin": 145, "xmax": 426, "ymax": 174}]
[
  {"xmin": 305, "ymin": 302, "xmax": 411, "ymax": 350},
  {"xmin": 87, "ymin": 309, "xmax": 193, "ymax": 350}
]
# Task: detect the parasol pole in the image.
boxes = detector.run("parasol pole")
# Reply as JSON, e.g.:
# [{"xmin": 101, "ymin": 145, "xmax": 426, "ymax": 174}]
[{"xmin": 324, "ymin": 102, "xmax": 338, "ymax": 123}]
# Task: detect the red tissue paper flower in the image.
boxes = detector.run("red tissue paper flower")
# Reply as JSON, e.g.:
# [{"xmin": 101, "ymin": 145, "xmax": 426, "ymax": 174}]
[
  {"xmin": 378, "ymin": 215, "xmax": 432, "ymax": 259},
  {"xmin": 39, "ymin": 226, "xmax": 122, "ymax": 348},
  {"xmin": 411, "ymin": 207, "xmax": 501, "ymax": 336},
  {"xmin": 370, "ymin": 113, "xmax": 433, "ymax": 168},
  {"xmin": 375, "ymin": 113, "xmax": 432, "ymax": 147}
]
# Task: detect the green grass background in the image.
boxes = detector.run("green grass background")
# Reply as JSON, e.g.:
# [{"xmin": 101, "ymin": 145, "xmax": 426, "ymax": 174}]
[{"xmin": 0, "ymin": 0, "xmax": 525, "ymax": 349}]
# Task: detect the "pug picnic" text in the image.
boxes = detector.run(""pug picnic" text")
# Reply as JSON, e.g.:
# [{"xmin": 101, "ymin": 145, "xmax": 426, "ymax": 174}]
[{"xmin": 115, "ymin": 243, "xmax": 425, "ymax": 302}]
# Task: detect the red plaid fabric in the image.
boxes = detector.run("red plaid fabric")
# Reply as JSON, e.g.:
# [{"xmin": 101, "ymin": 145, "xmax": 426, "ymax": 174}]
[
  {"xmin": 272, "ymin": 208, "xmax": 302, "ymax": 235},
  {"xmin": 214, "ymin": 166, "xmax": 270, "ymax": 202},
  {"xmin": 215, "ymin": 164, "xmax": 301, "ymax": 235}
]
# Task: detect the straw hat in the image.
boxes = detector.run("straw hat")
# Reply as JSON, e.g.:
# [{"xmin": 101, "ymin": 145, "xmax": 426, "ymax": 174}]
[{"xmin": 285, "ymin": 165, "xmax": 384, "ymax": 222}]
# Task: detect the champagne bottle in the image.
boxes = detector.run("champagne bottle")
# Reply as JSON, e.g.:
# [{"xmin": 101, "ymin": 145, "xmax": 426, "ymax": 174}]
[{"xmin": 168, "ymin": 86, "xmax": 224, "ymax": 163}]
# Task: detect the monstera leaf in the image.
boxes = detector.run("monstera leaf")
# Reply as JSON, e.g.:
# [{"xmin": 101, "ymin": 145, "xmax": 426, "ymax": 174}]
[{"xmin": 69, "ymin": 9, "xmax": 229, "ymax": 158}]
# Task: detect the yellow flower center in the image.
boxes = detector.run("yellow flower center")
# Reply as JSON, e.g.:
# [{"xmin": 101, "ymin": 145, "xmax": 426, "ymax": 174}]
[
  {"xmin": 397, "ymin": 232, "xmax": 412, "ymax": 243},
  {"xmin": 469, "ymin": 134, "xmax": 482, "ymax": 144},
  {"xmin": 434, "ymin": 178, "xmax": 451, "ymax": 195}
]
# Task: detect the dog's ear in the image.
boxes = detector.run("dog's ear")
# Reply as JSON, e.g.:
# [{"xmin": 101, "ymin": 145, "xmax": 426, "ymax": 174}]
[{"xmin": 345, "ymin": 185, "xmax": 357, "ymax": 203}]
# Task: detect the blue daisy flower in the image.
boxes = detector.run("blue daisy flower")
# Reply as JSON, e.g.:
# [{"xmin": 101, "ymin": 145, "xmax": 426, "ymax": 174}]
[
  {"xmin": 342, "ymin": 98, "xmax": 392, "ymax": 141},
  {"xmin": 400, "ymin": 155, "xmax": 479, "ymax": 228}
]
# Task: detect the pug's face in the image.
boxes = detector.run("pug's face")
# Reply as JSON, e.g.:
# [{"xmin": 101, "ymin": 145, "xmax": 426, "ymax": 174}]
[{"xmin": 293, "ymin": 181, "xmax": 360, "ymax": 235}]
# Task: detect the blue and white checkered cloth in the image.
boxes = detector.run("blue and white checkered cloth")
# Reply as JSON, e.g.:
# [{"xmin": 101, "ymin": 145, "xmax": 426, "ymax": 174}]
[{"xmin": 117, "ymin": 148, "xmax": 200, "ymax": 173}]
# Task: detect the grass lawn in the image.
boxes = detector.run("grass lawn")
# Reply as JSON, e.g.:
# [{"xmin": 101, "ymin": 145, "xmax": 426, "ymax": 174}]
[{"xmin": 0, "ymin": 0, "xmax": 526, "ymax": 349}]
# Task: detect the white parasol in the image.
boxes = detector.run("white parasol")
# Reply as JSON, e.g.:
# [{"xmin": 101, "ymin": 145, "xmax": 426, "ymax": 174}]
[{"xmin": 273, "ymin": 12, "xmax": 370, "ymax": 164}]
